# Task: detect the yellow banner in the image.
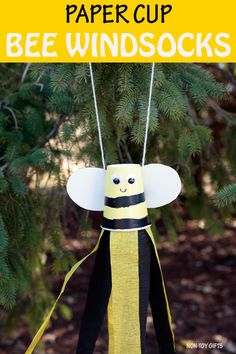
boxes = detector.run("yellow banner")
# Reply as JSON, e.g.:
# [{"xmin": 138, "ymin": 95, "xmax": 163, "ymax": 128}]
[{"xmin": 0, "ymin": 0, "xmax": 235, "ymax": 62}]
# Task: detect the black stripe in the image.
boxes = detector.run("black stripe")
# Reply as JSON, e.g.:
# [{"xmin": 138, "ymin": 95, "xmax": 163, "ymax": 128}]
[
  {"xmin": 149, "ymin": 236, "xmax": 176, "ymax": 354},
  {"xmin": 138, "ymin": 230, "xmax": 151, "ymax": 354},
  {"xmin": 102, "ymin": 216, "xmax": 149, "ymax": 230},
  {"xmin": 105, "ymin": 192, "xmax": 145, "ymax": 208},
  {"xmin": 76, "ymin": 231, "xmax": 111, "ymax": 354}
]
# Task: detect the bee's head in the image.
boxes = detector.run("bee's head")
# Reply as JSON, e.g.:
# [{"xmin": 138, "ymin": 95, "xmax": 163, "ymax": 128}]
[{"xmin": 105, "ymin": 164, "xmax": 144, "ymax": 198}]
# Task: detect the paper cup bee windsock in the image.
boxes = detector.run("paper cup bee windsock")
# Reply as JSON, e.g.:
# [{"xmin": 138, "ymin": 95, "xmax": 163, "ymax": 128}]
[{"xmin": 25, "ymin": 64, "xmax": 181, "ymax": 354}]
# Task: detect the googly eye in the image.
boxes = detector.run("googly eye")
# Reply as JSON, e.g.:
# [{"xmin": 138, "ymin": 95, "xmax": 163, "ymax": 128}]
[
  {"xmin": 112, "ymin": 173, "xmax": 122, "ymax": 185},
  {"xmin": 113, "ymin": 178, "xmax": 120, "ymax": 185},
  {"xmin": 127, "ymin": 174, "xmax": 135, "ymax": 184}
]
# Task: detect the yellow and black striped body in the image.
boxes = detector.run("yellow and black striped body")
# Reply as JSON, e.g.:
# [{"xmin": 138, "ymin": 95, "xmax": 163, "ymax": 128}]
[
  {"xmin": 77, "ymin": 165, "xmax": 175, "ymax": 354},
  {"xmin": 102, "ymin": 192, "xmax": 149, "ymax": 230},
  {"xmin": 102, "ymin": 164, "xmax": 150, "ymax": 231},
  {"xmin": 102, "ymin": 165, "xmax": 151, "ymax": 353}
]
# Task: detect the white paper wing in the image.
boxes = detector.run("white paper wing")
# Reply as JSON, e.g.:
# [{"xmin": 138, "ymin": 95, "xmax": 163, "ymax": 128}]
[
  {"xmin": 142, "ymin": 163, "xmax": 181, "ymax": 208},
  {"xmin": 67, "ymin": 168, "xmax": 106, "ymax": 211}
]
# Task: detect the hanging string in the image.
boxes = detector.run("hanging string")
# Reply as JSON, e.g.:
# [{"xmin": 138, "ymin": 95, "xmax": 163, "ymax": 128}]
[
  {"xmin": 142, "ymin": 63, "xmax": 155, "ymax": 166},
  {"xmin": 89, "ymin": 63, "xmax": 106, "ymax": 169},
  {"xmin": 89, "ymin": 62, "xmax": 154, "ymax": 168}
]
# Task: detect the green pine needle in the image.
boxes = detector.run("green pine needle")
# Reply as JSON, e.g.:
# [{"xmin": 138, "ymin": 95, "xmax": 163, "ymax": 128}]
[{"xmin": 213, "ymin": 183, "xmax": 236, "ymax": 207}]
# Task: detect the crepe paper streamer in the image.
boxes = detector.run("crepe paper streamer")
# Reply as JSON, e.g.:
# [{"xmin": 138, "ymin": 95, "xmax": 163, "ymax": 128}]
[
  {"xmin": 24, "ymin": 230, "xmax": 104, "ymax": 354},
  {"xmin": 107, "ymin": 227, "xmax": 175, "ymax": 354},
  {"xmin": 108, "ymin": 230, "xmax": 141, "ymax": 353}
]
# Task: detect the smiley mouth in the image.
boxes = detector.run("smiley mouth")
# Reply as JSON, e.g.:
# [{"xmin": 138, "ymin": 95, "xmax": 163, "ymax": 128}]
[{"xmin": 120, "ymin": 188, "xmax": 127, "ymax": 193}]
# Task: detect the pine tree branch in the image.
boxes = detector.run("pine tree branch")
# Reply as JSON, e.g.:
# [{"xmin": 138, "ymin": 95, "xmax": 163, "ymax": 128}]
[
  {"xmin": 20, "ymin": 63, "xmax": 44, "ymax": 91},
  {"xmin": 0, "ymin": 102, "xmax": 18, "ymax": 129},
  {"xmin": 21, "ymin": 63, "xmax": 31, "ymax": 84},
  {"xmin": 208, "ymin": 99, "xmax": 236, "ymax": 125},
  {"xmin": 0, "ymin": 103, "xmax": 18, "ymax": 171},
  {"xmin": 0, "ymin": 115, "xmax": 70, "ymax": 172},
  {"xmin": 117, "ymin": 138, "xmax": 125, "ymax": 163},
  {"xmin": 34, "ymin": 72, "xmax": 44, "ymax": 91},
  {"xmin": 213, "ymin": 183, "xmax": 236, "ymax": 207},
  {"xmin": 33, "ymin": 115, "xmax": 69, "ymax": 150},
  {"xmin": 0, "ymin": 162, "xmax": 9, "ymax": 172},
  {"xmin": 120, "ymin": 138, "xmax": 133, "ymax": 163}
]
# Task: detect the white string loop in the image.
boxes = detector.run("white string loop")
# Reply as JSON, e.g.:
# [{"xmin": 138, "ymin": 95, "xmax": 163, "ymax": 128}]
[
  {"xmin": 89, "ymin": 63, "xmax": 106, "ymax": 169},
  {"xmin": 89, "ymin": 63, "xmax": 155, "ymax": 168},
  {"xmin": 142, "ymin": 63, "xmax": 155, "ymax": 166}
]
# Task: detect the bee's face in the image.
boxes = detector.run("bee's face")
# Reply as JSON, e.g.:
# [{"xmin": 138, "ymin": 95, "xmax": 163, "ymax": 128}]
[{"xmin": 105, "ymin": 164, "xmax": 144, "ymax": 198}]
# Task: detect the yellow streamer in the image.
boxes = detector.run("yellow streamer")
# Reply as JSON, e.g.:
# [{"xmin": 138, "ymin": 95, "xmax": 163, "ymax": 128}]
[
  {"xmin": 108, "ymin": 230, "xmax": 141, "ymax": 354},
  {"xmin": 24, "ymin": 231, "xmax": 104, "ymax": 354}
]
